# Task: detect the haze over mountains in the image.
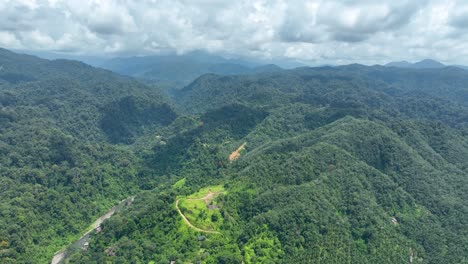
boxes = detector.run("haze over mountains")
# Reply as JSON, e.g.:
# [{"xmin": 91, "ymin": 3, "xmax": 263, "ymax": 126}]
[
  {"xmin": 98, "ymin": 51, "xmax": 285, "ymax": 92},
  {"xmin": 386, "ymin": 58, "xmax": 468, "ymax": 70},
  {"xmin": 95, "ymin": 51, "xmax": 468, "ymax": 99},
  {"xmin": 386, "ymin": 59, "xmax": 445, "ymax": 69}
]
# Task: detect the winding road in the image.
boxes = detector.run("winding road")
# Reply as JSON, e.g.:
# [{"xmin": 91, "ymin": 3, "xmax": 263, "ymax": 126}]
[{"xmin": 175, "ymin": 192, "xmax": 221, "ymax": 234}]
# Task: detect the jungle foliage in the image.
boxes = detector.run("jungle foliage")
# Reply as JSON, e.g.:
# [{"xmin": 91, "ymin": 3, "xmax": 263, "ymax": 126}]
[{"xmin": 0, "ymin": 48, "xmax": 467, "ymax": 263}]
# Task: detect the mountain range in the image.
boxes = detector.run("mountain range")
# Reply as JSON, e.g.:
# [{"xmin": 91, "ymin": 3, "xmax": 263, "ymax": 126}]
[
  {"xmin": 0, "ymin": 48, "xmax": 467, "ymax": 264},
  {"xmin": 385, "ymin": 58, "xmax": 468, "ymax": 70},
  {"xmin": 98, "ymin": 51, "xmax": 285, "ymax": 96}
]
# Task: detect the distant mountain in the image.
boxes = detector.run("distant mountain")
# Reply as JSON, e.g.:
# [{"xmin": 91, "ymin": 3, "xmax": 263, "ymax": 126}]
[
  {"xmin": 385, "ymin": 59, "xmax": 446, "ymax": 69},
  {"xmin": 453, "ymin": 64, "xmax": 468, "ymax": 70},
  {"xmin": 252, "ymin": 64, "xmax": 283, "ymax": 73},
  {"xmin": 385, "ymin": 61, "xmax": 413, "ymax": 68},
  {"xmin": 412, "ymin": 59, "xmax": 446, "ymax": 68},
  {"xmin": 99, "ymin": 51, "xmax": 283, "ymax": 93}
]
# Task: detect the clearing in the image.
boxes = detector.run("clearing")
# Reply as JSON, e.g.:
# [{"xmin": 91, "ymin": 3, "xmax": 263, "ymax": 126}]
[
  {"xmin": 175, "ymin": 185, "xmax": 225, "ymax": 234},
  {"xmin": 229, "ymin": 142, "xmax": 247, "ymax": 161}
]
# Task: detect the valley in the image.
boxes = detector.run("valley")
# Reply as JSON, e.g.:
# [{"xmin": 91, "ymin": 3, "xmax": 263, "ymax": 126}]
[{"xmin": 0, "ymin": 48, "xmax": 466, "ymax": 264}]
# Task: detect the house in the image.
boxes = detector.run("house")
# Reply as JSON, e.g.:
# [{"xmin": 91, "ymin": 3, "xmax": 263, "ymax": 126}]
[{"xmin": 83, "ymin": 242, "xmax": 89, "ymax": 251}]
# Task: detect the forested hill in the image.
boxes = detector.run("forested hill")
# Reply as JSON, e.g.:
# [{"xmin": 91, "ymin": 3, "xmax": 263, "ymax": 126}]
[
  {"xmin": 177, "ymin": 64, "xmax": 468, "ymax": 113},
  {"xmin": 72, "ymin": 61, "xmax": 467, "ymax": 263},
  {"xmin": 1, "ymin": 47, "xmax": 467, "ymax": 263},
  {"xmin": 0, "ymin": 48, "xmax": 177, "ymax": 143},
  {"xmin": 0, "ymin": 48, "xmax": 178, "ymax": 263}
]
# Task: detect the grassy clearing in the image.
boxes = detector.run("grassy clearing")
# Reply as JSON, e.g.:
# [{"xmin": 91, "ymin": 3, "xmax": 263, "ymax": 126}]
[
  {"xmin": 178, "ymin": 185, "xmax": 225, "ymax": 232},
  {"xmin": 187, "ymin": 185, "xmax": 225, "ymax": 199}
]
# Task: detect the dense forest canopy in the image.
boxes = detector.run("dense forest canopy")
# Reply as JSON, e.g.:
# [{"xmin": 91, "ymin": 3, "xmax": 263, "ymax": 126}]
[{"xmin": 0, "ymin": 48, "xmax": 467, "ymax": 264}]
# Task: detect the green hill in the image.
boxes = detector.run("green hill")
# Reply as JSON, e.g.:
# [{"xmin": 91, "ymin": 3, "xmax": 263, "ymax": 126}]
[
  {"xmin": 0, "ymin": 49, "xmax": 177, "ymax": 263},
  {"xmin": 0, "ymin": 48, "xmax": 467, "ymax": 264},
  {"xmin": 70, "ymin": 116, "xmax": 468, "ymax": 264},
  {"xmin": 69, "ymin": 65, "xmax": 467, "ymax": 263}
]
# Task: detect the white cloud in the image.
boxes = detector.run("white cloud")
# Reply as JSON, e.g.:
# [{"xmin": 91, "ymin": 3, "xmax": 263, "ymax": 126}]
[
  {"xmin": 0, "ymin": 0, "xmax": 467, "ymax": 65},
  {"xmin": 0, "ymin": 31, "xmax": 21, "ymax": 48}
]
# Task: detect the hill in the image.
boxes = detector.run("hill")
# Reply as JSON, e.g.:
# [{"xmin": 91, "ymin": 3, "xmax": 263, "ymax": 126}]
[
  {"xmin": 68, "ymin": 63, "xmax": 467, "ymax": 263},
  {"xmin": 0, "ymin": 48, "xmax": 178, "ymax": 263},
  {"xmin": 0, "ymin": 48, "xmax": 177, "ymax": 143},
  {"xmin": 0, "ymin": 47, "xmax": 467, "ymax": 264},
  {"xmin": 176, "ymin": 65, "xmax": 468, "ymax": 118}
]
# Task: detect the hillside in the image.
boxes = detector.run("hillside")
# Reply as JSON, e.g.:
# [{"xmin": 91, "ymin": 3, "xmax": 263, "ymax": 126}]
[
  {"xmin": 0, "ymin": 48, "xmax": 177, "ymax": 143},
  {"xmin": 176, "ymin": 65, "xmax": 468, "ymax": 124},
  {"xmin": 0, "ymin": 48, "xmax": 467, "ymax": 264},
  {"xmin": 70, "ymin": 115, "xmax": 468, "ymax": 263},
  {"xmin": 0, "ymin": 49, "xmax": 178, "ymax": 263},
  {"xmin": 68, "ymin": 63, "xmax": 467, "ymax": 263}
]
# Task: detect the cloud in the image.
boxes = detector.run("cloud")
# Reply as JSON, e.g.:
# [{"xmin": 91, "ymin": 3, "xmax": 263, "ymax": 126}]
[
  {"xmin": 449, "ymin": 1, "xmax": 468, "ymax": 29},
  {"xmin": 0, "ymin": 31, "xmax": 21, "ymax": 48},
  {"xmin": 278, "ymin": 1, "xmax": 427, "ymax": 43},
  {"xmin": 0, "ymin": 0, "xmax": 466, "ymax": 65}
]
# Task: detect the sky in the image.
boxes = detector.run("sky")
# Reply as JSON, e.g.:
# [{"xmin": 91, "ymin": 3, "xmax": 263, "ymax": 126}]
[{"xmin": 1, "ymin": 0, "xmax": 468, "ymax": 65}]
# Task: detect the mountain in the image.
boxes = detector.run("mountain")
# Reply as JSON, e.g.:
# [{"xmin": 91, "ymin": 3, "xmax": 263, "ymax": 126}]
[
  {"xmin": 70, "ymin": 63, "xmax": 467, "ymax": 263},
  {"xmin": 386, "ymin": 59, "xmax": 468, "ymax": 71},
  {"xmin": 1, "ymin": 47, "xmax": 467, "ymax": 264},
  {"xmin": 252, "ymin": 64, "xmax": 283, "ymax": 73},
  {"xmin": 0, "ymin": 48, "xmax": 177, "ymax": 143},
  {"xmin": 385, "ymin": 59, "xmax": 446, "ymax": 69},
  {"xmin": 99, "ymin": 52, "xmax": 283, "ymax": 94},
  {"xmin": 385, "ymin": 60, "xmax": 413, "ymax": 68},
  {"xmin": 453, "ymin": 64, "xmax": 468, "ymax": 70},
  {"xmin": 176, "ymin": 64, "xmax": 468, "ymax": 114},
  {"xmin": 412, "ymin": 59, "xmax": 446, "ymax": 68},
  {"xmin": 0, "ymin": 48, "xmax": 178, "ymax": 263}
]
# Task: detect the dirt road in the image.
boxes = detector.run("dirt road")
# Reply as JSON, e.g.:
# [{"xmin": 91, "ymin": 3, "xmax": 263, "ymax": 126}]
[
  {"xmin": 175, "ymin": 198, "xmax": 221, "ymax": 234},
  {"xmin": 187, "ymin": 191, "xmax": 217, "ymax": 203}
]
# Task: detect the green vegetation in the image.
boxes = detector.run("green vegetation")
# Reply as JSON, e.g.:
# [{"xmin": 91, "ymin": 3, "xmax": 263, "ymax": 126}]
[
  {"xmin": 0, "ymin": 48, "xmax": 467, "ymax": 263},
  {"xmin": 0, "ymin": 48, "xmax": 177, "ymax": 263},
  {"xmin": 178, "ymin": 185, "xmax": 225, "ymax": 232}
]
